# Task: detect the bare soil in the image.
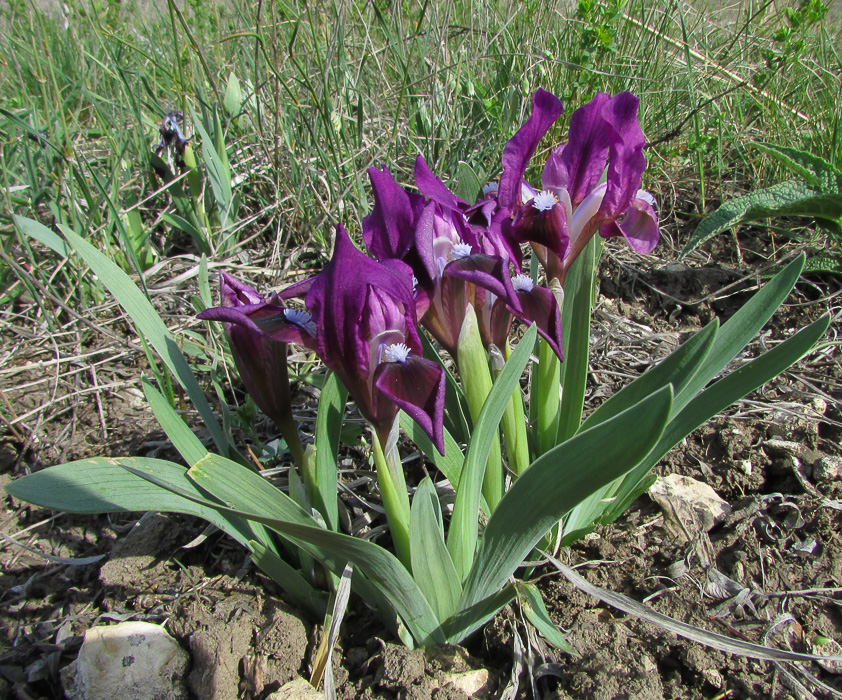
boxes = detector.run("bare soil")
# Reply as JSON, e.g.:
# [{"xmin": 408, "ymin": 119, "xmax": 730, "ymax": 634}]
[{"xmin": 1, "ymin": 225, "xmax": 841, "ymax": 699}]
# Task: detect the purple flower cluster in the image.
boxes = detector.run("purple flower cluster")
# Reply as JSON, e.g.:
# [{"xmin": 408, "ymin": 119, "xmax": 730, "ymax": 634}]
[{"xmin": 199, "ymin": 89, "xmax": 658, "ymax": 455}]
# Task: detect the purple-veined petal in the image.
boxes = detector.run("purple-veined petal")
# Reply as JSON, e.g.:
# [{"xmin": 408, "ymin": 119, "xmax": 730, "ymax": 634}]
[
  {"xmin": 413, "ymin": 201, "xmax": 446, "ymax": 288},
  {"xmin": 304, "ymin": 225, "xmax": 416, "ymax": 379},
  {"xmin": 499, "ymin": 89, "xmax": 563, "ymax": 211},
  {"xmin": 278, "ymin": 275, "xmax": 315, "ymax": 301},
  {"xmin": 421, "ymin": 272, "xmax": 468, "ymax": 357},
  {"xmin": 227, "ymin": 328, "xmax": 293, "ymax": 426},
  {"xmin": 477, "ymin": 210, "xmax": 523, "ymax": 271},
  {"xmin": 511, "ymin": 193, "xmax": 570, "ymax": 264},
  {"xmin": 415, "ymin": 155, "xmax": 466, "ymax": 210},
  {"xmin": 510, "ymin": 282, "xmax": 563, "ymax": 360},
  {"xmin": 598, "ymin": 92, "xmax": 646, "ymax": 222},
  {"xmin": 363, "ymin": 166, "xmax": 425, "ymax": 261},
  {"xmin": 465, "ymin": 197, "xmax": 498, "ymax": 228},
  {"xmin": 444, "ymin": 253, "xmax": 522, "ymax": 314},
  {"xmin": 599, "ymin": 191, "xmax": 659, "ymax": 254},
  {"xmin": 198, "ymin": 304, "xmax": 316, "ymax": 348},
  {"xmin": 375, "ymin": 354, "xmax": 446, "ymax": 454},
  {"xmin": 542, "ymin": 92, "xmax": 611, "ymax": 208},
  {"xmin": 220, "ymin": 271, "xmax": 263, "ymax": 307}
]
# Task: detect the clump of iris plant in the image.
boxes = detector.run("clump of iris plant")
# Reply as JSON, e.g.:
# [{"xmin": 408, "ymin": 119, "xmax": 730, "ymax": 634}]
[{"xmin": 10, "ymin": 89, "xmax": 826, "ymax": 659}]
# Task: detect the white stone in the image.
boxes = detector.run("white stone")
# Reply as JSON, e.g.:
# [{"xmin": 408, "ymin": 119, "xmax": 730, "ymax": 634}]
[
  {"xmin": 442, "ymin": 669, "xmax": 490, "ymax": 697},
  {"xmin": 648, "ymin": 474, "xmax": 731, "ymax": 541},
  {"xmin": 62, "ymin": 621, "xmax": 189, "ymax": 700},
  {"xmin": 266, "ymin": 677, "xmax": 322, "ymax": 699},
  {"xmin": 813, "ymin": 456, "xmax": 842, "ymax": 482}
]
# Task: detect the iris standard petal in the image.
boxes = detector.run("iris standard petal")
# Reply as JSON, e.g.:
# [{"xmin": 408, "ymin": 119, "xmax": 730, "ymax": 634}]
[
  {"xmin": 363, "ymin": 166, "xmax": 426, "ymax": 261},
  {"xmin": 498, "ymin": 89, "xmax": 564, "ymax": 211},
  {"xmin": 598, "ymin": 92, "xmax": 646, "ymax": 223},
  {"xmin": 415, "ymin": 154, "xmax": 466, "ymax": 210},
  {"xmin": 544, "ymin": 92, "xmax": 613, "ymax": 207}
]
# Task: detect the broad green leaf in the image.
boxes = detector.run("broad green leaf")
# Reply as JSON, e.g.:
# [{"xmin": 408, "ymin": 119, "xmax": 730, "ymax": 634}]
[
  {"xmin": 189, "ymin": 106, "xmax": 233, "ymax": 227},
  {"xmin": 674, "ymin": 254, "xmax": 804, "ymax": 412},
  {"xmin": 567, "ymin": 256, "xmax": 808, "ymax": 540},
  {"xmin": 188, "ymin": 453, "xmax": 313, "ymax": 527},
  {"xmin": 223, "ymin": 71, "xmax": 244, "ymax": 118},
  {"xmin": 142, "ymin": 378, "xmax": 208, "ymax": 466},
  {"xmin": 3, "ymin": 457, "xmax": 257, "ymax": 548},
  {"xmin": 558, "ymin": 234, "xmax": 602, "ymax": 442},
  {"xmin": 53, "ymin": 226, "xmax": 228, "ymax": 454},
  {"xmin": 400, "ymin": 412, "xmax": 465, "ymax": 489},
  {"xmin": 447, "ymin": 324, "xmax": 537, "ymax": 580},
  {"xmin": 124, "ymin": 461, "xmax": 445, "ymax": 646},
  {"xmin": 516, "ymin": 582, "xmax": 577, "ymax": 655},
  {"xmin": 410, "ymin": 478, "xmax": 462, "ymax": 622},
  {"xmin": 457, "ymin": 305, "xmax": 502, "ymax": 509},
  {"xmin": 460, "ymin": 385, "xmax": 672, "ymax": 610},
  {"xmin": 603, "ymin": 313, "xmax": 829, "ymax": 525},
  {"xmin": 197, "ymin": 255, "xmax": 212, "ymax": 309},
  {"xmin": 250, "ymin": 540, "xmax": 328, "ymax": 618},
  {"xmin": 580, "ymin": 320, "xmax": 718, "ymax": 432},
  {"xmin": 684, "ymin": 181, "xmax": 842, "ymax": 253},
  {"xmin": 753, "ymin": 142, "xmax": 842, "ymax": 192},
  {"xmin": 442, "ymin": 584, "xmax": 517, "ymax": 644},
  {"xmin": 13, "ymin": 215, "xmax": 70, "ymax": 257},
  {"xmin": 314, "ymin": 372, "xmax": 347, "ymax": 531}
]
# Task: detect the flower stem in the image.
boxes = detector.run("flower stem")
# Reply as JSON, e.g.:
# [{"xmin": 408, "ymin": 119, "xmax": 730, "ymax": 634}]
[
  {"xmin": 275, "ymin": 411, "xmax": 313, "ymax": 500},
  {"xmin": 533, "ymin": 337, "xmax": 561, "ymax": 457},
  {"xmin": 372, "ymin": 429, "xmax": 412, "ymax": 569},
  {"xmin": 457, "ymin": 304, "xmax": 503, "ymax": 510},
  {"xmin": 500, "ymin": 341, "xmax": 530, "ymax": 477}
]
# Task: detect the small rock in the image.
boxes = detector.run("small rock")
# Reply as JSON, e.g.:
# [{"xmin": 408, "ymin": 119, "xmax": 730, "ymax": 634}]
[
  {"xmin": 442, "ymin": 669, "xmax": 490, "ymax": 697},
  {"xmin": 266, "ymin": 677, "xmax": 322, "ymax": 699},
  {"xmin": 791, "ymin": 537, "xmax": 818, "ymax": 558},
  {"xmin": 62, "ymin": 621, "xmax": 189, "ymax": 700},
  {"xmin": 648, "ymin": 474, "xmax": 731, "ymax": 541},
  {"xmin": 810, "ymin": 637, "xmax": 842, "ymax": 675},
  {"xmin": 738, "ymin": 459, "xmax": 752, "ymax": 475},
  {"xmin": 813, "ymin": 456, "xmax": 842, "ymax": 482},
  {"xmin": 702, "ymin": 667, "xmax": 724, "ymax": 689}
]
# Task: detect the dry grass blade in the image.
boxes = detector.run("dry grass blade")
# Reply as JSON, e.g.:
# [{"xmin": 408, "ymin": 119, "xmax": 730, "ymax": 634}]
[
  {"xmin": 542, "ymin": 550, "xmax": 842, "ymax": 665},
  {"xmin": 310, "ymin": 563, "xmax": 354, "ymax": 695},
  {"xmin": 0, "ymin": 530, "xmax": 106, "ymax": 566}
]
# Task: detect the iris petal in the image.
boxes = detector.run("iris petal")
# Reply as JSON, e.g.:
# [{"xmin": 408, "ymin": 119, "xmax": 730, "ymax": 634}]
[
  {"xmin": 375, "ymin": 355, "xmax": 446, "ymax": 455},
  {"xmin": 498, "ymin": 89, "xmax": 564, "ymax": 211}
]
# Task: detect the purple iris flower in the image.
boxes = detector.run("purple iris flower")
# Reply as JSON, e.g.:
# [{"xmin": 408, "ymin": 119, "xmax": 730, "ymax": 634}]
[
  {"xmin": 285, "ymin": 224, "xmax": 446, "ymax": 454},
  {"xmin": 364, "ymin": 161, "xmax": 519, "ymax": 358},
  {"xmin": 394, "ymin": 158, "xmax": 561, "ymax": 357},
  {"xmin": 197, "ymin": 272, "xmax": 317, "ymax": 429},
  {"xmin": 505, "ymin": 90, "xmax": 659, "ymax": 284}
]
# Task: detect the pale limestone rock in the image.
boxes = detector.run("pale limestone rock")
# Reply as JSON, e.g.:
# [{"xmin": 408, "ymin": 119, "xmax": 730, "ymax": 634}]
[
  {"xmin": 265, "ymin": 677, "xmax": 322, "ymax": 699},
  {"xmin": 442, "ymin": 668, "xmax": 490, "ymax": 697},
  {"xmin": 813, "ymin": 456, "xmax": 842, "ymax": 482},
  {"xmin": 648, "ymin": 474, "xmax": 731, "ymax": 541},
  {"xmin": 62, "ymin": 621, "xmax": 189, "ymax": 700}
]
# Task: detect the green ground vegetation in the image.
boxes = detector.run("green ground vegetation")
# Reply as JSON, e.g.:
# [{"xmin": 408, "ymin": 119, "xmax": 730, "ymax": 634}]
[{"xmin": 0, "ymin": 0, "xmax": 838, "ymax": 342}]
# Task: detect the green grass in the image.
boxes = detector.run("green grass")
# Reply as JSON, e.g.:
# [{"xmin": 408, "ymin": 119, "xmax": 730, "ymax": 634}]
[{"xmin": 0, "ymin": 0, "xmax": 839, "ymax": 305}]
